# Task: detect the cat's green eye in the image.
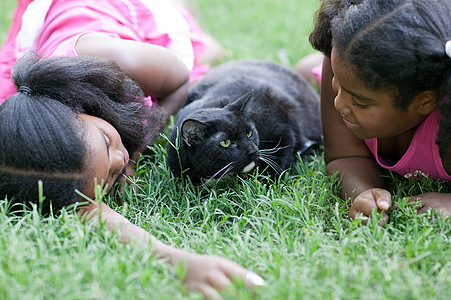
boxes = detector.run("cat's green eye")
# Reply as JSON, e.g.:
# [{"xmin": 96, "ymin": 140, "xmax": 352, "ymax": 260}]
[
  {"xmin": 247, "ymin": 131, "xmax": 252, "ymax": 138},
  {"xmin": 220, "ymin": 140, "xmax": 231, "ymax": 147}
]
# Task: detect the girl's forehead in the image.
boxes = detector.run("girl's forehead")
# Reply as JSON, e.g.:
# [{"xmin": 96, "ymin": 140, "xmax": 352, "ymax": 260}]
[
  {"xmin": 331, "ymin": 48, "xmax": 398, "ymax": 102},
  {"xmin": 330, "ymin": 48, "xmax": 356, "ymax": 77},
  {"xmin": 78, "ymin": 115, "xmax": 110, "ymax": 197}
]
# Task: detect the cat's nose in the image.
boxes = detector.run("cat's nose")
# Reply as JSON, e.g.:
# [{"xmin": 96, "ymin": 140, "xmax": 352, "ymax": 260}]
[{"xmin": 248, "ymin": 144, "xmax": 259, "ymax": 157}]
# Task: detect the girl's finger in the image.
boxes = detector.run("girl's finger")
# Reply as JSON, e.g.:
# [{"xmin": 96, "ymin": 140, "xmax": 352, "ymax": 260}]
[
  {"xmin": 245, "ymin": 271, "xmax": 266, "ymax": 287},
  {"xmin": 192, "ymin": 282, "xmax": 222, "ymax": 300},
  {"xmin": 373, "ymin": 189, "xmax": 392, "ymax": 211},
  {"xmin": 379, "ymin": 213, "xmax": 390, "ymax": 227},
  {"xmin": 219, "ymin": 259, "xmax": 265, "ymax": 288},
  {"xmin": 206, "ymin": 269, "xmax": 232, "ymax": 291}
]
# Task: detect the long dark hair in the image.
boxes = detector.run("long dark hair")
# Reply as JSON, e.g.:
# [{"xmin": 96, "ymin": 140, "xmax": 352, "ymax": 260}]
[
  {"xmin": 0, "ymin": 53, "xmax": 165, "ymax": 214},
  {"xmin": 310, "ymin": 0, "xmax": 451, "ymax": 163}
]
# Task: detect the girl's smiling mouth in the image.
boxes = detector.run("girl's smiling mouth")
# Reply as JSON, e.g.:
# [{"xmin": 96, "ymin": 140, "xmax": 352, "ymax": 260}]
[{"xmin": 341, "ymin": 117, "xmax": 360, "ymax": 130}]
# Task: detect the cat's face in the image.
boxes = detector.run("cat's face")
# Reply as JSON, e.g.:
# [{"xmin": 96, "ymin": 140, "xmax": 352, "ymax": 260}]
[{"xmin": 180, "ymin": 109, "xmax": 259, "ymax": 181}]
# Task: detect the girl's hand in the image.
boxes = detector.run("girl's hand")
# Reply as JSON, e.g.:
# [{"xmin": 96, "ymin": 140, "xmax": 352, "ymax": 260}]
[
  {"xmin": 80, "ymin": 203, "xmax": 265, "ymax": 299},
  {"xmin": 182, "ymin": 253, "xmax": 265, "ymax": 299},
  {"xmin": 404, "ymin": 192, "xmax": 451, "ymax": 217},
  {"xmin": 349, "ymin": 188, "xmax": 392, "ymax": 226}
]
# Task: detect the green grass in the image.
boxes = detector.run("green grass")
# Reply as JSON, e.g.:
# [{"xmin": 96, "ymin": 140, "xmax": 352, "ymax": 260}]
[
  {"xmin": 0, "ymin": 0, "xmax": 15, "ymax": 44},
  {"xmin": 1, "ymin": 0, "xmax": 451, "ymax": 299}
]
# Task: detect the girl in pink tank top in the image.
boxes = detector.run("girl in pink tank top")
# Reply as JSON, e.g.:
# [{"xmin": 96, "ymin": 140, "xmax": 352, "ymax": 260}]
[{"xmin": 308, "ymin": 0, "xmax": 451, "ymax": 223}]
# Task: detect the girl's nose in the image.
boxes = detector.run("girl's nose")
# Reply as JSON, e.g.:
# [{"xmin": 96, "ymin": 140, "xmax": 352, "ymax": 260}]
[
  {"xmin": 334, "ymin": 94, "xmax": 351, "ymax": 116},
  {"xmin": 332, "ymin": 78, "xmax": 351, "ymax": 116},
  {"xmin": 112, "ymin": 149, "xmax": 126, "ymax": 169}
]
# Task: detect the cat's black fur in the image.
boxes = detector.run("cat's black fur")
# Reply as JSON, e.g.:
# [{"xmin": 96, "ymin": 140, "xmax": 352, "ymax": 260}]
[{"xmin": 167, "ymin": 60, "xmax": 322, "ymax": 183}]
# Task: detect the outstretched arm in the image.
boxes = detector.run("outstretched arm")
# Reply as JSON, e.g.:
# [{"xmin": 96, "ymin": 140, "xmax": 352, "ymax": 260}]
[
  {"xmin": 79, "ymin": 201, "xmax": 265, "ymax": 299},
  {"xmin": 320, "ymin": 57, "xmax": 391, "ymax": 223},
  {"xmin": 75, "ymin": 33, "xmax": 190, "ymax": 120}
]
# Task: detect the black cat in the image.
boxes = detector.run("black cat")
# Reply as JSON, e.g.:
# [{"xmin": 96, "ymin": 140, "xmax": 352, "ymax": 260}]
[{"xmin": 167, "ymin": 60, "xmax": 322, "ymax": 183}]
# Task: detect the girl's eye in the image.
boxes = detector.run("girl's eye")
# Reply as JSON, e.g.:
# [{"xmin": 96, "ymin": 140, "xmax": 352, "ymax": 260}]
[
  {"xmin": 102, "ymin": 133, "xmax": 112, "ymax": 156},
  {"xmin": 103, "ymin": 132, "xmax": 112, "ymax": 147},
  {"xmin": 351, "ymin": 99, "xmax": 368, "ymax": 108},
  {"xmin": 220, "ymin": 140, "xmax": 231, "ymax": 147},
  {"xmin": 247, "ymin": 130, "xmax": 252, "ymax": 138}
]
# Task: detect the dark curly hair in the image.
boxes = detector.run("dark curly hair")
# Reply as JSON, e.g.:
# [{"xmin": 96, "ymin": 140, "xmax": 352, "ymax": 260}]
[
  {"xmin": 0, "ymin": 53, "xmax": 165, "ymax": 214},
  {"xmin": 310, "ymin": 0, "xmax": 451, "ymax": 166}
]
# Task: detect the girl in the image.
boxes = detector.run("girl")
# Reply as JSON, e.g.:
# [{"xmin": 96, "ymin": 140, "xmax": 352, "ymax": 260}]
[
  {"xmin": 0, "ymin": 53, "xmax": 265, "ymax": 299},
  {"xmin": 0, "ymin": 0, "xmax": 226, "ymax": 185},
  {"xmin": 309, "ymin": 0, "xmax": 451, "ymax": 224},
  {"xmin": 0, "ymin": 0, "xmax": 224, "ymax": 119}
]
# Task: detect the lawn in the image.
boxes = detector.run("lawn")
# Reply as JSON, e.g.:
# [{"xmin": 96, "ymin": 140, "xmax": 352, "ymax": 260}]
[{"xmin": 1, "ymin": 0, "xmax": 450, "ymax": 299}]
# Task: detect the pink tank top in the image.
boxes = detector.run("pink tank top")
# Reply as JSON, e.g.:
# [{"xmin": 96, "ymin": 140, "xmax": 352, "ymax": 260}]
[
  {"xmin": 0, "ymin": 0, "xmax": 208, "ymax": 104},
  {"xmin": 364, "ymin": 108, "xmax": 451, "ymax": 181},
  {"xmin": 310, "ymin": 63, "xmax": 449, "ymax": 181}
]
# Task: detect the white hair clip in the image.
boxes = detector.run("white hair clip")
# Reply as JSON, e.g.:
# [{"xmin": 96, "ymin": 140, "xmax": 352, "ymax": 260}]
[{"xmin": 446, "ymin": 40, "xmax": 451, "ymax": 58}]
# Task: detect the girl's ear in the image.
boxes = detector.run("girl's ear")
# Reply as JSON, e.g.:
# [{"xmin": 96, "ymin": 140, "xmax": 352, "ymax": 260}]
[{"xmin": 414, "ymin": 90, "xmax": 439, "ymax": 115}]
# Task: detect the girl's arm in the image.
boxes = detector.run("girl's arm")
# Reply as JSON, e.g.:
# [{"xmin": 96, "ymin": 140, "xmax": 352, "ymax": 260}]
[
  {"xmin": 406, "ymin": 192, "xmax": 451, "ymax": 217},
  {"xmin": 320, "ymin": 57, "xmax": 391, "ymax": 223},
  {"xmin": 79, "ymin": 201, "xmax": 265, "ymax": 299},
  {"xmin": 75, "ymin": 33, "xmax": 190, "ymax": 120}
]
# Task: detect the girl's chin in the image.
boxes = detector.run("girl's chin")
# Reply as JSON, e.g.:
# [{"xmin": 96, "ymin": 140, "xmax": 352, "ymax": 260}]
[
  {"xmin": 342, "ymin": 118, "xmax": 371, "ymax": 139},
  {"xmin": 351, "ymin": 129, "xmax": 372, "ymax": 140}
]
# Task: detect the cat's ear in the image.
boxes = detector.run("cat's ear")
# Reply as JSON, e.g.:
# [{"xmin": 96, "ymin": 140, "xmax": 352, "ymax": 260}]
[
  {"xmin": 228, "ymin": 90, "xmax": 254, "ymax": 112},
  {"xmin": 181, "ymin": 119, "xmax": 208, "ymax": 147}
]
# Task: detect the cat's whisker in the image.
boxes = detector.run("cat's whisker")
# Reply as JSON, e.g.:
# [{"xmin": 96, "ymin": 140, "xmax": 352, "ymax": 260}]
[
  {"xmin": 264, "ymin": 145, "xmax": 289, "ymax": 153},
  {"xmin": 259, "ymin": 141, "xmax": 290, "ymax": 155},
  {"xmin": 259, "ymin": 152, "xmax": 278, "ymax": 160},
  {"xmin": 202, "ymin": 161, "xmax": 235, "ymax": 187},
  {"xmin": 259, "ymin": 148, "xmax": 278, "ymax": 155},
  {"xmin": 215, "ymin": 164, "xmax": 235, "ymax": 183},
  {"xmin": 259, "ymin": 158, "xmax": 282, "ymax": 174},
  {"xmin": 258, "ymin": 155, "xmax": 283, "ymax": 174}
]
